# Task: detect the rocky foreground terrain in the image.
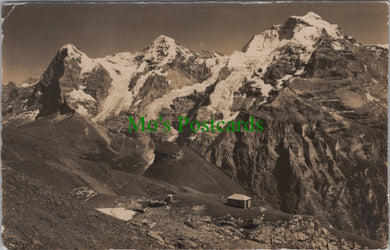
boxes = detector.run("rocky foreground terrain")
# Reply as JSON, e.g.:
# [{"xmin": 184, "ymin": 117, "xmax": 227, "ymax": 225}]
[{"xmin": 2, "ymin": 12, "xmax": 388, "ymax": 248}]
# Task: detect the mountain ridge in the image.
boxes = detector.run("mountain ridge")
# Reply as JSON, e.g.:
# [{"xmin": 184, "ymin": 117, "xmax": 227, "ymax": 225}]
[{"xmin": 3, "ymin": 11, "xmax": 371, "ymax": 124}]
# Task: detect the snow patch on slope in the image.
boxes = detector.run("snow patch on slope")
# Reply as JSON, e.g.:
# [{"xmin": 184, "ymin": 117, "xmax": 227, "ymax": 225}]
[
  {"xmin": 92, "ymin": 52, "xmax": 139, "ymax": 122},
  {"xmin": 68, "ymin": 86, "xmax": 95, "ymax": 102},
  {"xmin": 66, "ymin": 86, "xmax": 96, "ymax": 117},
  {"xmin": 376, "ymin": 44, "xmax": 388, "ymax": 49},
  {"xmin": 276, "ymin": 74, "xmax": 293, "ymax": 89},
  {"xmin": 366, "ymin": 93, "xmax": 379, "ymax": 102},
  {"xmin": 96, "ymin": 207, "xmax": 136, "ymax": 221},
  {"xmin": 143, "ymin": 57, "xmax": 228, "ymax": 120}
]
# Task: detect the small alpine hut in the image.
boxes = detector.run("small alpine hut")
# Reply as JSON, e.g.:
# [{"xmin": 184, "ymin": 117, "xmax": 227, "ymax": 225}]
[{"xmin": 227, "ymin": 194, "xmax": 252, "ymax": 209}]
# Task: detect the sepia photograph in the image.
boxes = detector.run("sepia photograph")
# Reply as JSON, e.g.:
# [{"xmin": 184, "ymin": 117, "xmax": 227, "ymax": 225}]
[{"xmin": 1, "ymin": 1, "xmax": 388, "ymax": 249}]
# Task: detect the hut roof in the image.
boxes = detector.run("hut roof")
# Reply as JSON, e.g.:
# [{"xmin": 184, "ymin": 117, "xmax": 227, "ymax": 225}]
[{"xmin": 227, "ymin": 194, "xmax": 251, "ymax": 201}]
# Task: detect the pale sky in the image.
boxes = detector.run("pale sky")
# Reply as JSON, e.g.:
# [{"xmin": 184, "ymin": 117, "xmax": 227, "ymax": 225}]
[{"xmin": 2, "ymin": 2, "xmax": 388, "ymax": 83}]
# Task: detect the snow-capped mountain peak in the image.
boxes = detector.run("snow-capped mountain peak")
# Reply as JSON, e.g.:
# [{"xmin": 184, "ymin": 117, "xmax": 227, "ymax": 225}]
[
  {"xmin": 242, "ymin": 12, "xmax": 343, "ymax": 55},
  {"xmin": 60, "ymin": 43, "xmax": 99, "ymax": 75},
  {"xmin": 142, "ymin": 35, "xmax": 192, "ymax": 64},
  {"xmin": 153, "ymin": 34, "xmax": 177, "ymax": 45},
  {"xmin": 60, "ymin": 43, "xmax": 83, "ymax": 56},
  {"xmin": 209, "ymin": 12, "xmax": 348, "ymax": 120},
  {"xmin": 290, "ymin": 11, "xmax": 343, "ymax": 39},
  {"xmin": 144, "ymin": 35, "xmax": 178, "ymax": 50},
  {"xmin": 300, "ymin": 11, "xmax": 321, "ymax": 20}
]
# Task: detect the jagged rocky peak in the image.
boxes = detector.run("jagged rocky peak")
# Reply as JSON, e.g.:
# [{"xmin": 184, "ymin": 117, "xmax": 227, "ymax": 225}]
[
  {"xmin": 153, "ymin": 34, "xmax": 176, "ymax": 44},
  {"xmin": 142, "ymin": 35, "xmax": 192, "ymax": 62},
  {"xmin": 144, "ymin": 35, "xmax": 224, "ymax": 60},
  {"xmin": 284, "ymin": 11, "xmax": 343, "ymax": 39},
  {"xmin": 59, "ymin": 43, "xmax": 94, "ymax": 63},
  {"xmin": 145, "ymin": 35, "xmax": 179, "ymax": 50},
  {"xmin": 58, "ymin": 43, "xmax": 102, "ymax": 77},
  {"xmin": 60, "ymin": 43, "xmax": 82, "ymax": 55},
  {"xmin": 242, "ymin": 11, "xmax": 344, "ymax": 55},
  {"xmin": 209, "ymin": 11, "xmax": 358, "ymax": 128},
  {"xmin": 290, "ymin": 11, "xmax": 323, "ymax": 24},
  {"xmin": 301, "ymin": 11, "xmax": 321, "ymax": 19}
]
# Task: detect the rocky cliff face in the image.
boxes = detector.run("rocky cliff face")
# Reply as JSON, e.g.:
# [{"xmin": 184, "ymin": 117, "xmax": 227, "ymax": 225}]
[
  {"xmin": 2, "ymin": 11, "xmax": 387, "ymax": 244},
  {"xmin": 190, "ymin": 14, "xmax": 388, "ymax": 241},
  {"xmin": 200, "ymin": 74, "xmax": 387, "ymax": 241}
]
